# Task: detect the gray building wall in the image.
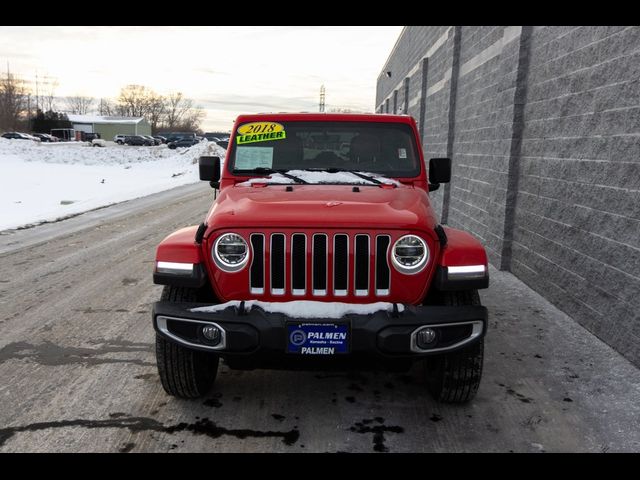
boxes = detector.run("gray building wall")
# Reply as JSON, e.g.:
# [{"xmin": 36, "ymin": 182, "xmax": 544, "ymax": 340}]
[{"xmin": 377, "ymin": 26, "xmax": 640, "ymax": 366}]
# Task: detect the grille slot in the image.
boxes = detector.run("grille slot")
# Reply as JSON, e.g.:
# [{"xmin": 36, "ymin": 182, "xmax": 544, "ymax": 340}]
[
  {"xmin": 312, "ymin": 234, "xmax": 327, "ymax": 295},
  {"xmin": 250, "ymin": 234, "xmax": 264, "ymax": 294},
  {"xmin": 271, "ymin": 234, "xmax": 285, "ymax": 294},
  {"xmin": 291, "ymin": 234, "xmax": 306, "ymax": 295},
  {"xmin": 333, "ymin": 234, "xmax": 348, "ymax": 296},
  {"xmin": 376, "ymin": 235, "xmax": 391, "ymax": 295},
  {"xmin": 355, "ymin": 234, "xmax": 369, "ymax": 296}
]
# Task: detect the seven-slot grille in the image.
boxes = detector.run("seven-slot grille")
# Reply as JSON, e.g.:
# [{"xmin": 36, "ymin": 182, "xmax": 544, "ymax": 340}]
[{"xmin": 249, "ymin": 233, "xmax": 391, "ymax": 297}]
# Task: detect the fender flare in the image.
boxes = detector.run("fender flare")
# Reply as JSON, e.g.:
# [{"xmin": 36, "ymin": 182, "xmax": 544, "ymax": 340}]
[
  {"xmin": 434, "ymin": 226, "xmax": 489, "ymax": 291},
  {"xmin": 153, "ymin": 226, "xmax": 207, "ymax": 288}
]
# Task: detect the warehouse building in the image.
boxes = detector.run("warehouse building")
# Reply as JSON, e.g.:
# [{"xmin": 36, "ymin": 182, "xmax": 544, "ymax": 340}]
[
  {"xmin": 67, "ymin": 114, "xmax": 152, "ymax": 139},
  {"xmin": 377, "ymin": 26, "xmax": 640, "ymax": 366}
]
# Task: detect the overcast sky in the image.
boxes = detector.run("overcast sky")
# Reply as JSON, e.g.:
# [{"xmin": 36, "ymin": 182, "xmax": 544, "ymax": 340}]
[{"xmin": 0, "ymin": 26, "xmax": 403, "ymax": 131}]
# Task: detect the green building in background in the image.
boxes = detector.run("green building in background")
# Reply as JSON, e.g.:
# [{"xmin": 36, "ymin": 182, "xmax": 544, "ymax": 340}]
[{"xmin": 67, "ymin": 115, "xmax": 151, "ymax": 140}]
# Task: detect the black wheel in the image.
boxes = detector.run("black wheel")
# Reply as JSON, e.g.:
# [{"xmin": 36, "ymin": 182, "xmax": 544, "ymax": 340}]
[
  {"xmin": 424, "ymin": 290, "xmax": 484, "ymax": 403},
  {"xmin": 155, "ymin": 285, "xmax": 219, "ymax": 398}
]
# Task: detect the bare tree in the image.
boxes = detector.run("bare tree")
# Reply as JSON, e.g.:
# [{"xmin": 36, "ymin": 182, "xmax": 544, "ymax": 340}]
[
  {"xmin": 163, "ymin": 92, "xmax": 193, "ymax": 129},
  {"xmin": 117, "ymin": 84, "xmax": 152, "ymax": 117},
  {"xmin": 180, "ymin": 105, "xmax": 206, "ymax": 132},
  {"xmin": 146, "ymin": 91, "xmax": 165, "ymax": 133},
  {"xmin": 41, "ymin": 77, "xmax": 59, "ymax": 112},
  {"xmin": 98, "ymin": 98, "xmax": 114, "ymax": 116},
  {"xmin": 0, "ymin": 71, "xmax": 29, "ymax": 131},
  {"xmin": 65, "ymin": 95, "xmax": 94, "ymax": 115},
  {"xmin": 110, "ymin": 85, "xmax": 205, "ymax": 132}
]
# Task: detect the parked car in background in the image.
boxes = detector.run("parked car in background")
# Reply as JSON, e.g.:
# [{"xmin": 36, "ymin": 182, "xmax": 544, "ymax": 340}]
[
  {"xmin": 216, "ymin": 139, "xmax": 229, "ymax": 149},
  {"xmin": 153, "ymin": 135, "xmax": 167, "ymax": 144},
  {"xmin": 124, "ymin": 135, "xmax": 148, "ymax": 146},
  {"xmin": 114, "ymin": 134, "xmax": 127, "ymax": 145},
  {"xmin": 2, "ymin": 132, "xmax": 40, "ymax": 141},
  {"xmin": 142, "ymin": 135, "xmax": 161, "ymax": 146},
  {"xmin": 32, "ymin": 133, "xmax": 58, "ymax": 142},
  {"xmin": 203, "ymin": 132, "xmax": 229, "ymax": 142},
  {"xmin": 91, "ymin": 138, "xmax": 107, "ymax": 147},
  {"xmin": 167, "ymin": 137, "xmax": 199, "ymax": 149},
  {"xmin": 163, "ymin": 132, "xmax": 197, "ymax": 143},
  {"xmin": 2, "ymin": 132, "xmax": 31, "ymax": 140}
]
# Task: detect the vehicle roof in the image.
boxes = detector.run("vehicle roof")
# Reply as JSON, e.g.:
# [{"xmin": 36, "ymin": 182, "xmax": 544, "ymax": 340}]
[{"xmin": 234, "ymin": 112, "xmax": 415, "ymax": 125}]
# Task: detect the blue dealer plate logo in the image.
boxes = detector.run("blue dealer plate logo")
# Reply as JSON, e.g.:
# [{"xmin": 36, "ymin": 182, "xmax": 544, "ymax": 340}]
[{"xmin": 287, "ymin": 323, "xmax": 349, "ymax": 355}]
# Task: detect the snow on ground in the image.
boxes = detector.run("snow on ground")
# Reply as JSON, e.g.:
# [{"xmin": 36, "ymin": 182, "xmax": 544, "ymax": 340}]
[
  {"xmin": 0, "ymin": 139, "xmax": 225, "ymax": 231},
  {"xmin": 192, "ymin": 300, "xmax": 405, "ymax": 318}
]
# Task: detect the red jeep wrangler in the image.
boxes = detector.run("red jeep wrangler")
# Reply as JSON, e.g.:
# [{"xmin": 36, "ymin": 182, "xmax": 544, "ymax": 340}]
[{"xmin": 152, "ymin": 113, "xmax": 489, "ymax": 403}]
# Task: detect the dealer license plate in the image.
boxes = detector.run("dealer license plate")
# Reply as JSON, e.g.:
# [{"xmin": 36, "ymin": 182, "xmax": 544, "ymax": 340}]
[{"xmin": 286, "ymin": 323, "xmax": 349, "ymax": 355}]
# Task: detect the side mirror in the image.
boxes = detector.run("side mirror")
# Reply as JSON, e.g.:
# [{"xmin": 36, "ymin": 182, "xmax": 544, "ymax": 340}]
[
  {"xmin": 429, "ymin": 158, "xmax": 451, "ymax": 189},
  {"xmin": 199, "ymin": 156, "xmax": 221, "ymax": 187}
]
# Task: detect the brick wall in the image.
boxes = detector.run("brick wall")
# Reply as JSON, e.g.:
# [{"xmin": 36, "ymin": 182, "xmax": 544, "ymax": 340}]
[{"xmin": 376, "ymin": 26, "xmax": 640, "ymax": 366}]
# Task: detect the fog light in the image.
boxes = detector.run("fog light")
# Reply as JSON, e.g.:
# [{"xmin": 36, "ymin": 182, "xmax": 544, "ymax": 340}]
[
  {"xmin": 417, "ymin": 328, "xmax": 437, "ymax": 349},
  {"xmin": 201, "ymin": 325, "xmax": 221, "ymax": 344}
]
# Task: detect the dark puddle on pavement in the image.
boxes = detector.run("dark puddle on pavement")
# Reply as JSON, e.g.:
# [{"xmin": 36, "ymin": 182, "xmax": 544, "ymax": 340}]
[
  {"xmin": 0, "ymin": 339, "xmax": 154, "ymax": 367},
  {"xmin": 119, "ymin": 442, "xmax": 135, "ymax": 453},
  {"xmin": 203, "ymin": 394, "xmax": 223, "ymax": 408},
  {"xmin": 349, "ymin": 418, "xmax": 404, "ymax": 453},
  {"xmin": 496, "ymin": 382, "xmax": 535, "ymax": 404},
  {"xmin": 0, "ymin": 415, "xmax": 300, "ymax": 449}
]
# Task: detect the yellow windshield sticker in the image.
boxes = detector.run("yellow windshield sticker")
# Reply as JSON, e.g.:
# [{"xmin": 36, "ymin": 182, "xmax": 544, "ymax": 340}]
[{"xmin": 236, "ymin": 122, "xmax": 286, "ymax": 145}]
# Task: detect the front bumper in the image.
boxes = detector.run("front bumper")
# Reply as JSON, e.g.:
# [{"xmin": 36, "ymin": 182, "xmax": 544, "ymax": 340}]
[{"xmin": 152, "ymin": 301, "xmax": 487, "ymax": 361}]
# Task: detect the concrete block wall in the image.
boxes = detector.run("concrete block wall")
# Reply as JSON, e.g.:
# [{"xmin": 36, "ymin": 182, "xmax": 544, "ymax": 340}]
[{"xmin": 376, "ymin": 26, "xmax": 640, "ymax": 366}]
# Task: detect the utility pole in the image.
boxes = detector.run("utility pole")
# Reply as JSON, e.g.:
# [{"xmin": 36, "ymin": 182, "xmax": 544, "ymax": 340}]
[
  {"xmin": 319, "ymin": 85, "xmax": 325, "ymax": 113},
  {"xmin": 35, "ymin": 71, "xmax": 39, "ymax": 112}
]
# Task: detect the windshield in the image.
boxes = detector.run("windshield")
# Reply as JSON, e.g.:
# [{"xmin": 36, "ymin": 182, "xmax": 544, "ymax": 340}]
[{"xmin": 229, "ymin": 121, "xmax": 420, "ymax": 179}]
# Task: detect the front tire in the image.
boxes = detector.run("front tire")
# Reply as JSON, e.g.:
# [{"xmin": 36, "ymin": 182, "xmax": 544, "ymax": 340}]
[
  {"xmin": 423, "ymin": 290, "xmax": 484, "ymax": 403},
  {"xmin": 155, "ymin": 286, "xmax": 219, "ymax": 398}
]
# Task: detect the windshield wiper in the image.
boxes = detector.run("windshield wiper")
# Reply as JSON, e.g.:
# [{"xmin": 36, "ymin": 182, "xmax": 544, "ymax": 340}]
[
  {"xmin": 301, "ymin": 167, "xmax": 383, "ymax": 185},
  {"xmin": 233, "ymin": 167, "xmax": 308, "ymax": 184}
]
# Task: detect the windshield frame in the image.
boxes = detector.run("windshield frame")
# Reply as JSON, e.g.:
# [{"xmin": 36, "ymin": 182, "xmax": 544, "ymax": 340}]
[{"xmin": 225, "ymin": 119, "xmax": 423, "ymax": 183}]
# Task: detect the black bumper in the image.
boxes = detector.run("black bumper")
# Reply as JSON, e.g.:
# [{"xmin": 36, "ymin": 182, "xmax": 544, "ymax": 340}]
[{"xmin": 152, "ymin": 301, "xmax": 487, "ymax": 363}]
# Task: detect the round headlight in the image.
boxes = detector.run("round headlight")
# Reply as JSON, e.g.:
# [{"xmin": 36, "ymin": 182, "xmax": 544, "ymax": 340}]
[
  {"xmin": 391, "ymin": 235, "xmax": 429, "ymax": 274},
  {"xmin": 213, "ymin": 233, "xmax": 249, "ymax": 272}
]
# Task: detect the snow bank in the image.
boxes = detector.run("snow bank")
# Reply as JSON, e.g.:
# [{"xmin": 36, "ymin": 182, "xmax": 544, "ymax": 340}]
[
  {"xmin": 0, "ymin": 139, "xmax": 225, "ymax": 231},
  {"xmin": 191, "ymin": 300, "xmax": 404, "ymax": 318}
]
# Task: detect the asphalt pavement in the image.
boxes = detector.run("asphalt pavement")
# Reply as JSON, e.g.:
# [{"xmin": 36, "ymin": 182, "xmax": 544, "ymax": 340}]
[{"xmin": 1, "ymin": 182, "xmax": 639, "ymax": 452}]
